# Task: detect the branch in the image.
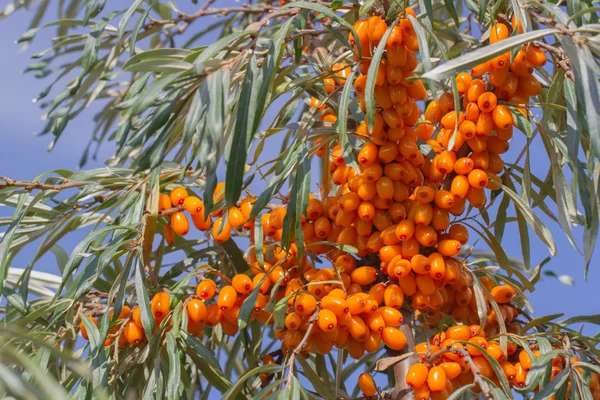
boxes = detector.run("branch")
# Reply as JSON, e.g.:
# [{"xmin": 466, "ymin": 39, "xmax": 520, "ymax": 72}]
[
  {"xmin": 454, "ymin": 347, "xmax": 492, "ymax": 398},
  {"xmin": 285, "ymin": 309, "xmax": 319, "ymax": 387},
  {"xmin": 390, "ymin": 309, "xmax": 418, "ymax": 400},
  {"xmin": 532, "ymin": 40, "xmax": 574, "ymax": 81},
  {"xmin": 0, "ymin": 177, "xmax": 93, "ymax": 191}
]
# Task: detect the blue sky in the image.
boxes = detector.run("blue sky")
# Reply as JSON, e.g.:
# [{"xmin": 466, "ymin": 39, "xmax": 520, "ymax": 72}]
[{"xmin": 0, "ymin": 0, "xmax": 597, "ymax": 360}]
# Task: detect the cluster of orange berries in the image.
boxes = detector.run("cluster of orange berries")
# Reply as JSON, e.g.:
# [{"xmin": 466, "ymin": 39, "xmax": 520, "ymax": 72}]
[
  {"xmin": 159, "ymin": 183, "xmax": 255, "ymax": 245},
  {"xmin": 357, "ymin": 323, "xmax": 600, "ymax": 399},
  {"xmin": 78, "ymin": 292, "xmax": 171, "ymax": 347}
]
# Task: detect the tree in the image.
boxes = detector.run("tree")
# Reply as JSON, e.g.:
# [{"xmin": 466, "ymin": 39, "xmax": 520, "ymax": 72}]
[{"xmin": 0, "ymin": 0, "xmax": 599, "ymax": 398}]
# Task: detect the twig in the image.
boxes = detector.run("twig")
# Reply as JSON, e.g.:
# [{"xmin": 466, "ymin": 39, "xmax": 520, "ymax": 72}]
[
  {"xmin": 532, "ymin": 40, "xmax": 574, "ymax": 81},
  {"xmin": 0, "ymin": 177, "xmax": 93, "ymax": 191},
  {"xmin": 285, "ymin": 309, "xmax": 319, "ymax": 387},
  {"xmin": 454, "ymin": 346, "xmax": 493, "ymax": 398}
]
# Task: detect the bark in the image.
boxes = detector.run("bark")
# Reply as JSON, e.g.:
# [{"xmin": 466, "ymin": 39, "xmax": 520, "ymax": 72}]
[{"xmin": 389, "ymin": 309, "xmax": 418, "ymax": 400}]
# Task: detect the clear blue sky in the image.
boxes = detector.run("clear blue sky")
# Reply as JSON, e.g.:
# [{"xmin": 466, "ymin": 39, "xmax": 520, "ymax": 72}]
[{"xmin": 0, "ymin": 2, "xmax": 597, "ymax": 341}]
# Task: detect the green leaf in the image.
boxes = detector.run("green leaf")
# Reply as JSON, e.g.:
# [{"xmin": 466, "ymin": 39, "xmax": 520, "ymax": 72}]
[
  {"xmin": 221, "ymin": 238, "xmax": 250, "ymax": 274},
  {"xmin": 501, "ymin": 183, "xmax": 557, "ymax": 256},
  {"xmin": 226, "ymin": 54, "xmax": 259, "ymax": 205},
  {"xmin": 129, "ymin": 4, "xmax": 152, "ymax": 57},
  {"xmin": 298, "ymin": 357, "xmax": 336, "ymax": 400},
  {"xmin": 443, "ymin": 0, "xmax": 460, "ymax": 25},
  {"xmin": 0, "ymin": 193, "xmax": 28, "ymax": 298},
  {"xmin": 447, "ymin": 383, "xmax": 475, "ymax": 400},
  {"xmin": 166, "ymin": 332, "xmax": 181, "ymax": 400},
  {"xmin": 510, "ymin": 106, "xmax": 533, "ymax": 137},
  {"xmin": 365, "ymin": 22, "xmax": 397, "ymax": 131},
  {"xmin": 421, "ymin": 29, "xmax": 558, "ymax": 81},
  {"xmin": 222, "ymin": 364, "xmax": 283, "ymax": 400},
  {"xmin": 336, "ymin": 65, "xmax": 359, "ymax": 170},
  {"xmin": 360, "ymin": 0, "xmax": 377, "ymax": 16},
  {"xmin": 135, "ymin": 258, "xmax": 155, "ymax": 338},
  {"xmin": 118, "ymin": 0, "xmax": 144, "ymax": 41},
  {"xmin": 184, "ymin": 333, "xmax": 232, "ymax": 393}
]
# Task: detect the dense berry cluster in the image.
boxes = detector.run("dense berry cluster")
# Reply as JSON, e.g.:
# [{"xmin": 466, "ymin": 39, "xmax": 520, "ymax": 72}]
[{"xmin": 74, "ymin": 8, "xmax": 598, "ymax": 400}]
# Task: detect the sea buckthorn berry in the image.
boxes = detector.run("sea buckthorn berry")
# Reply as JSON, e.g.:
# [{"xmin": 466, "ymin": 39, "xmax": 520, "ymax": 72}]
[
  {"xmin": 491, "ymin": 284, "xmax": 517, "ymax": 303},
  {"xmin": 295, "ymin": 294, "xmax": 317, "ymax": 316},
  {"xmin": 471, "ymin": 61, "xmax": 491, "ymax": 76},
  {"xmin": 358, "ymin": 373, "xmax": 378, "ymax": 397},
  {"xmin": 196, "ymin": 280, "xmax": 217, "ymax": 300},
  {"xmin": 170, "ymin": 187, "xmax": 188, "ymax": 206},
  {"xmin": 477, "ymin": 92, "xmax": 497, "ymax": 113},
  {"xmin": 467, "ymin": 79, "xmax": 486, "ymax": 102},
  {"xmin": 519, "ymin": 350, "xmax": 534, "ymax": 371},
  {"xmin": 382, "ymin": 327, "xmax": 407, "ymax": 350},
  {"xmin": 159, "ymin": 193, "xmax": 172, "ymax": 211},
  {"xmin": 468, "ymin": 169, "xmax": 489, "ymax": 189},
  {"xmin": 232, "ymin": 274, "xmax": 253, "ymax": 294},
  {"xmin": 427, "ymin": 366, "xmax": 447, "ymax": 392},
  {"xmin": 183, "ymin": 196, "xmax": 203, "ymax": 215},
  {"xmin": 380, "ymin": 306, "xmax": 403, "ymax": 327},
  {"xmin": 490, "ymin": 23, "xmax": 509, "ymax": 43},
  {"xmin": 441, "ymin": 111, "xmax": 464, "ymax": 130},
  {"xmin": 446, "ymin": 325, "xmax": 471, "ymax": 340},
  {"xmin": 490, "ymin": 65, "xmax": 510, "ymax": 87},
  {"xmin": 212, "ymin": 217, "xmax": 232, "ymax": 242},
  {"xmin": 384, "ymin": 284, "xmax": 405, "ymax": 308},
  {"xmin": 351, "ymin": 266, "xmax": 378, "ymax": 285},
  {"xmin": 78, "ymin": 316, "xmax": 98, "ymax": 340},
  {"xmin": 227, "ymin": 206, "xmax": 245, "ymax": 229},
  {"xmin": 518, "ymin": 75, "xmax": 542, "ymax": 96},
  {"xmin": 171, "ymin": 212, "xmax": 190, "ymax": 236},
  {"xmin": 192, "ymin": 212, "xmax": 211, "ymax": 231},
  {"xmin": 124, "ymin": 319, "xmax": 145, "ymax": 344},
  {"xmin": 491, "ymin": 52, "xmax": 510, "ymax": 69},
  {"xmin": 448, "ymin": 224, "xmax": 469, "ymax": 244},
  {"xmin": 492, "ymin": 105, "xmax": 514, "ymax": 129},
  {"xmin": 151, "ymin": 292, "xmax": 170, "ymax": 322},
  {"xmin": 525, "ymin": 44, "xmax": 547, "ymax": 67},
  {"xmin": 395, "ymin": 220, "xmax": 415, "ymax": 241},
  {"xmin": 454, "ymin": 157, "xmax": 474, "ymax": 175},
  {"xmin": 439, "ymin": 362, "xmax": 462, "ymax": 379},
  {"xmin": 187, "ymin": 299, "xmax": 208, "ymax": 323},
  {"xmin": 368, "ymin": 16, "xmax": 388, "ymax": 43},
  {"xmin": 437, "ymin": 239, "xmax": 462, "ymax": 257},
  {"xmin": 164, "ymin": 225, "xmax": 175, "ymax": 245},
  {"xmin": 306, "ymin": 198, "xmax": 323, "ymax": 220},
  {"xmin": 459, "ymin": 120, "xmax": 477, "ymax": 139},
  {"xmin": 456, "ymin": 72, "xmax": 473, "ymax": 95},
  {"xmin": 451, "ymin": 175, "xmax": 470, "ymax": 199},
  {"xmin": 285, "ymin": 313, "xmax": 302, "ymax": 331},
  {"xmin": 218, "ymin": 285, "xmax": 237, "ymax": 310},
  {"xmin": 406, "ymin": 362, "xmax": 429, "ymax": 389},
  {"xmin": 318, "ymin": 309, "xmax": 337, "ymax": 332}
]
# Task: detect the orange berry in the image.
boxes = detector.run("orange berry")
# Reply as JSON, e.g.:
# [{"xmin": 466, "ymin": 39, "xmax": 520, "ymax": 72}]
[
  {"xmin": 151, "ymin": 292, "xmax": 170, "ymax": 322},
  {"xmin": 295, "ymin": 294, "xmax": 317, "ymax": 316},
  {"xmin": 187, "ymin": 299, "xmax": 208, "ymax": 323},
  {"xmin": 124, "ymin": 319, "xmax": 145, "ymax": 344},
  {"xmin": 183, "ymin": 196, "xmax": 203, "ymax": 215},
  {"xmin": 351, "ymin": 266, "xmax": 379, "ymax": 286},
  {"xmin": 468, "ymin": 169, "xmax": 489, "ymax": 189},
  {"xmin": 158, "ymin": 193, "xmax": 172, "ymax": 211},
  {"xmin": 317, "ymin": 309, "xmax": 338, "ymax": 332},
  {"xmin": 491, "ymin": 284, "xmax": 517, "ymax": 303},
  {"xmin": 406, "ymin": 362, "xmax": 429, "ymax": 389},
  {"xmin": 217, "ymin": 285, "xmax": 237, "ymax": 310},
  {"xmin": 232, "ymin": 274, "xmax": 254, "ymax": 294},
  {"xmin": 212, "ymin": 217, "xmax": 232, "ymax": 242},
  {"xmin": 196, "ymin": 280, "xmax": 217, "ymax": 300},
  {"xmin": 191, "ymin": 212, "xmax": 211, "ymax": 231},
  {"xmin": 78, "ymin": 316, "xmax": 98, "ymax": 340},
  {"xmin": 171, "ymin": 212, "xmax": 190, "ymax": 236},
  {"xmin": 382, "ymin": 326, "xmax": 407, "ymax": 350},
  {"xmin": 169, "ymin": 187, "xmax": 188, "ymax": 206},
  {"xmin": 428, "ymin": 366, "xmax": 447, "ymax": 392},
  {"xmin": 490, "ymin": 23, "xmax": 509, "ymax": 43},
  {"xmin": 164, "ymin": 224, "xmax": 175, "ymax": 245},
  {"xmin": 492, "ymin": 105, "xmax": 514, "ymax": 129},
  {"xmin": 477, "ymin": 92, "xmax": 497, "ymax": 113},
  {"xmin": 358, "ymin": 373, "xmax": 378, "ymax": 397}
]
